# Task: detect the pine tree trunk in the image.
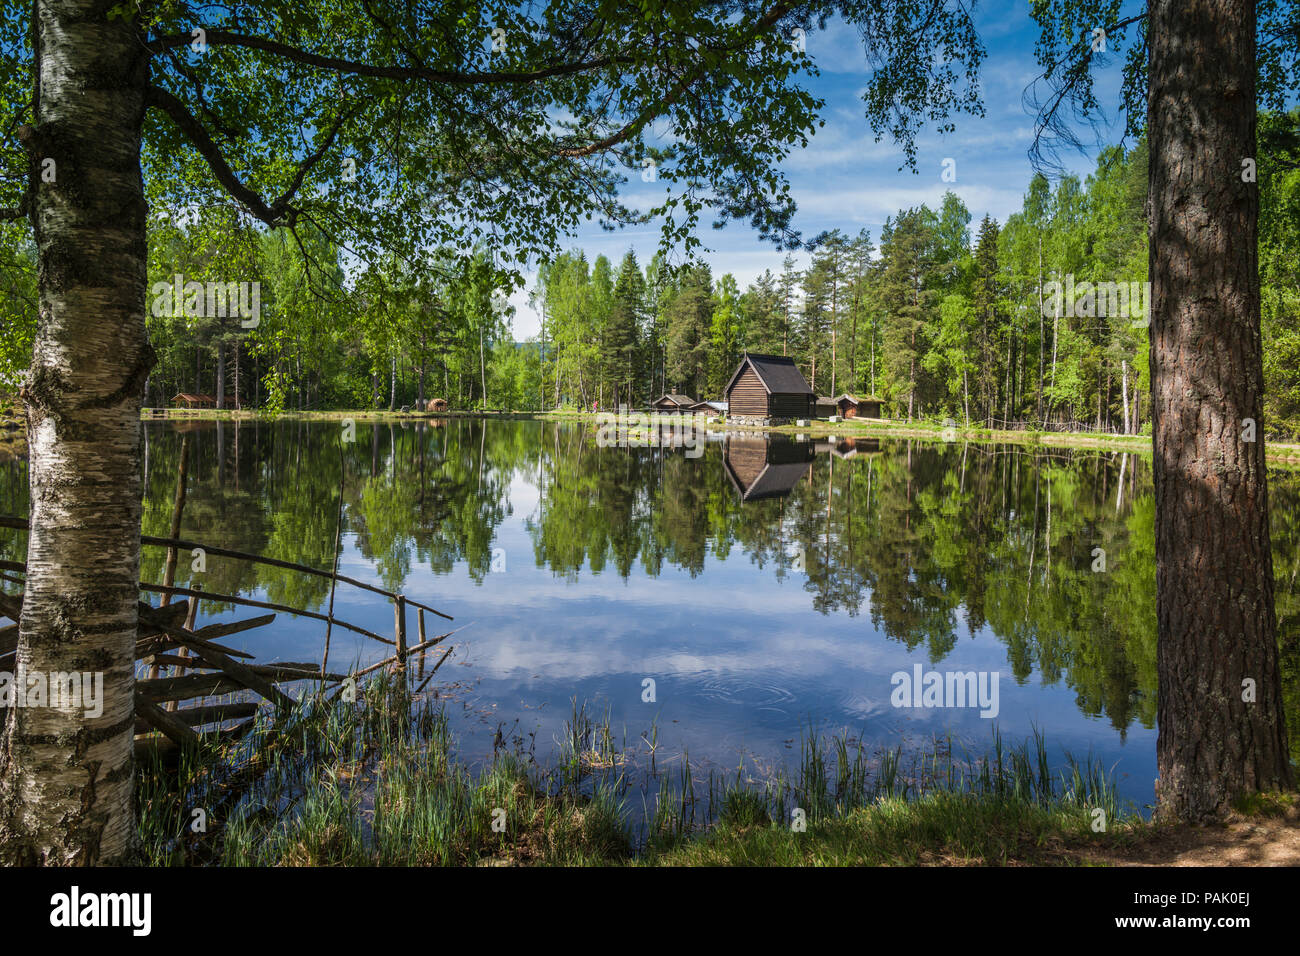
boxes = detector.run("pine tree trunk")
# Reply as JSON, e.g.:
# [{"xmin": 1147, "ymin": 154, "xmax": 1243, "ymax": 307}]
[
  {"xmin": 1149, "ymin": 0, "xmax": 1292, "ymax": 821},
  {"xmin": 0, "ymin": 0, "xmax": 150, "ymax": 864}
]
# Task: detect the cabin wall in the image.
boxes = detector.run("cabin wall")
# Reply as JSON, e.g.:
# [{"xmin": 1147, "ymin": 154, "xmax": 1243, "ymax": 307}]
[
  {"xmin": 727, "ymin": 367, "xmax": 768, "ymax": 417},
  {"xmin": 771, "ymin": 393, "xmax": 812, "ymax": 419}
]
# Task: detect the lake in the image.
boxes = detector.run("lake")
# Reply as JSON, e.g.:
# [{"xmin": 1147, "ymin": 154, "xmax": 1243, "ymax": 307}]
[{"xmin": 2, "ymin": 417, "xmax": 1298, "ymax": 816}]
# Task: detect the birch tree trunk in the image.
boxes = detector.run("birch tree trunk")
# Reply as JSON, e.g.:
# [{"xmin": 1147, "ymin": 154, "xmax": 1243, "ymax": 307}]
[
  {"xmin": 1149, "ymin": 0, "xmax": 1292, "ymax": 821},
  {"xmin": 0, "ymin": 0, "xmax": 150, "ymax": 864}
]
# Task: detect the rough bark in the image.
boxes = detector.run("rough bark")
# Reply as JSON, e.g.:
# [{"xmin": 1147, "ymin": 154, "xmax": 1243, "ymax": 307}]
[
  {"xmin": 0, "ymin": 1, "xmax": 151, "ymax": 864},
  {"xmin": 1149, "ymin": 0, "xmax": 1292, "ymax": 821}
]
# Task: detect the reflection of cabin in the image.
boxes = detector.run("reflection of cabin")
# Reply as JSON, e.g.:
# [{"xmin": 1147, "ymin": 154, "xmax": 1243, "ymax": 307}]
[
  {"xmin": 171, "ymin": 393, "xmax": 227, "ymax": 409},
  {"xmin": 813, "ymin": 436, "xmax": 881, "ymax": 459},
  {"xmin": 833, "ymin": 394, "xmax": 882, "ymax": 419},
  {"xmin": 652, "ymin": 394, "xmax": 696, "ymax": 411},
  {"xmin": 724, "ymin": 353, "xmax": 815, "ymax": 424},
  {"xmin": 723, "ymin": 435, "xmax": 815, "ymax": 501}
]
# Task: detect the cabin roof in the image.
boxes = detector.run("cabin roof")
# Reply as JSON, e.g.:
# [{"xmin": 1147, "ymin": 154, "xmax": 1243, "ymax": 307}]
[
  {"xmin": 655, "ymin": 393, "xmax": 696, "ymax": 405},
  {"xmin": 724, "ymin": 353, "xmax": 814, "ymax": 396},
  {"xmin": 724, "ymin": 459, "xmax": 812, "ymax": 501}
]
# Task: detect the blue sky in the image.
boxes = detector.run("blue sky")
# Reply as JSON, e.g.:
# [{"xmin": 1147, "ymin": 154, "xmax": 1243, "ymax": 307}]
[{"xmin": 507, "ymin": 0, "xmax": 1133, "ymax": 338}]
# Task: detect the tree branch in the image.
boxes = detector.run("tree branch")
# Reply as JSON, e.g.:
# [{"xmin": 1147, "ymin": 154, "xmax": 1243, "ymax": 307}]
[
  {"xmin": 146, "ymin": 84, "xmax": 354, "ymax": 228},
  {"xmin": 144, "ymin": 29, "xmax": 621, "ymax": 84},
  {"xmin": 146, "ymin": 85, "xmax": 282, "ymax": 226}
]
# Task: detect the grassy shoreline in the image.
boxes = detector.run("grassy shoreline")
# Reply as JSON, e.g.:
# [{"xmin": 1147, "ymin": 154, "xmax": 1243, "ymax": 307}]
[
  {"xmin": 137, "ymin": 679, "xmax": 1175, "ymax": 867},
  {"xmin": 132, "ymin": 405, "xmax": 1300, "ymax": 464}
]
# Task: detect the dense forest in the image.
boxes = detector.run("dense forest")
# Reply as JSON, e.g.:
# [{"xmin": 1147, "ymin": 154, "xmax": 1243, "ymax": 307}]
[
  {"xmin": 536, "ymin": 121, "xmax": 1300, "ymax": 435},
  {"xmin": 4, "ymin": 117, "xmax": 1298, "ymax": 435}
]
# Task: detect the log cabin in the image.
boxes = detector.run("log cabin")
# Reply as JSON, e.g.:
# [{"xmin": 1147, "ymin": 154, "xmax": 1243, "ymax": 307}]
[
  {"xmin": 723, "ymin": 353, "xmax": 815, "ymax": 424},
  {"xmin": 651, "ymin": 393, "xmax": 696, "ymax": 411},
  {"xmin": 833, "ymin": 395, "xmax": 882, "ymax": 419}
]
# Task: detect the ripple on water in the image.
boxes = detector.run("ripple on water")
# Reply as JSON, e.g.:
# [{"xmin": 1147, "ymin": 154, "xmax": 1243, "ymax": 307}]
[{"xmin": 693, "ymin": 674, "xmax": 798, "ymax": 713}]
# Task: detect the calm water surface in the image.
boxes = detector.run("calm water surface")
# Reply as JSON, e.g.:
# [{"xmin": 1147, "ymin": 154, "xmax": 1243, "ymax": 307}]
[{"xmin": 3, "ymin": 418, "xmax": 1299, "ymax": 814}]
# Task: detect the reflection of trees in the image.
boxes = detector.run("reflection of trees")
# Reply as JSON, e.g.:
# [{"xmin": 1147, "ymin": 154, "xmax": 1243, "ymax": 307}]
[
  {"xmin": 523, "ymin": 431, "xmax": 1170, "ymax": 735},
  {"xmin": 7, "ymin": 418, "xmax": 1298, "ymax": 752}
]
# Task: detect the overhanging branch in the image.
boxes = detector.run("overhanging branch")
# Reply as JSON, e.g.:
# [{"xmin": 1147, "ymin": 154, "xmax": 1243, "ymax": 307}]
[
  {"xmin": 146, "ymin": 85, "xmax": 283, "ymax": 226},
  {"xmin": 145, "ymin": 29, "xmax": 622, "ymax": 84}
]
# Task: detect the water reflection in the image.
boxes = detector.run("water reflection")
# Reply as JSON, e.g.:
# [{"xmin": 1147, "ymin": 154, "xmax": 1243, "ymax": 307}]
[{"xmin": 1, "ymin": 418, "xmax": 1298, "ymax": 808}]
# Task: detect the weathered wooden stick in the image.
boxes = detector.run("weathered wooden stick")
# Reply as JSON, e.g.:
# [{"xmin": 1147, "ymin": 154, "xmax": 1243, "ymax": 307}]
[
  {"xmin": 159, "ymin": 433, "xmax": 191, "ymax": 612},
  {"xmin": 137, "ymin": 673, "xmax": 248, "ymax": 702},
  {"xmin": 246, "ymin": 663, "xmax": 348, "ymax": 682},
  {"xmin": 414, "ymin": 646, "xmax": 455, "ymax": 694},
  {"xmin": 134, "ymin": 701, "xmax": 260, "ymax": 735},
  {"xmin": 336, "ymin": 630, "xmax": 459, "ymax": 694},
  {"xmin": 140, "ymin": 582, "xmax": 393, "ymax": 645},
  {"xmin": 136, "ymin": 634, "xmax": 253, "ymax": 662},
  {"xmin": 167, "ymin": 630, "xmax": 295, "ymax": 712},
  {"xmin": 322, "ymin": 448, "xmax": 346, "ymax": 685},
  {"xmin": 148, "ymin": 654, "xmax": 204, "ymax": 668},
  {"xmin": 394, "ymin": 595, "xmax": 407, "ymax": 670},
  {"xmin": 135, "ymin": 695, "xmax": 201, "ymax": 747},
  {"xmin": 136, "ymin": 619, "xmax": 261, "ymax": 662}
]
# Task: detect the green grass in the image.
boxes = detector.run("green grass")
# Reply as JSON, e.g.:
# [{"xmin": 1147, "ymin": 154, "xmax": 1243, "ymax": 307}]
[{"xmin": 135, "ymin": 680, "xmax": 1157, "ymax": 866}]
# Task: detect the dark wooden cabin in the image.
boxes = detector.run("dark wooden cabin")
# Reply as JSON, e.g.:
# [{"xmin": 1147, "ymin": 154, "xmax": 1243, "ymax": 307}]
[
  {"xmin": 723, "ymin": 435, "xmax": 815, "ymax": 501},
  {"xmin": 834, "ymin": 394, "xmax": 882, "ymax": 419},
  {"xmin": 724, "ymin": 354, "xmax": 814, "ymax": 421},
  {"xmin": 652, "ymin": 393, "xmax": 696, "ymax": 411}
]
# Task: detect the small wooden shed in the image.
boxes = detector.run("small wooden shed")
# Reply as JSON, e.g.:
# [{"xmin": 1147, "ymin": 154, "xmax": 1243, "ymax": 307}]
[
  {"xmin": 689, "ymin": 400, "xmax": 728, "ymax": 415},
  {"xmin": 724, "ymin": 354, "xmax": 814, "ymax": 422},
  {"xmin": 652, "ymin": 394, "xmax": 696, "ymax": 411},
  {"xmin": 427, "ymin": 398, "xmax": 449, "ymax": 413},
  {"xmin": 172, "ymin": 393, "xmax": 217, "ymax": 409},
  {"xmin": 834, "ymin": 394, "xmax": 882, "ymax": 419}
]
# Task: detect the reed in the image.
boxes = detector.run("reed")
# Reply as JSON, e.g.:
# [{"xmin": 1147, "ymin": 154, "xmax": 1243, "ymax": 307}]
[{"xmin": 135, "ymin": 684, "xmax": 1136, "ymax": 866}]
